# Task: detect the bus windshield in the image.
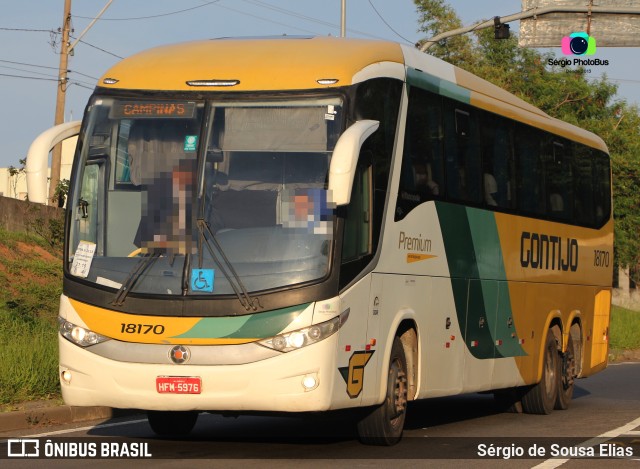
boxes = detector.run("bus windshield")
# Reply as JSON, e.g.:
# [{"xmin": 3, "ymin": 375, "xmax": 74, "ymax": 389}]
[{"xmin": 68, "ymin": 96, "xmax": 343, "ymax": 299}]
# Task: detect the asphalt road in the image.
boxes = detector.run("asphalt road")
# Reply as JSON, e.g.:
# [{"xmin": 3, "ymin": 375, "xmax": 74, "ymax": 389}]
[{"xmin": 2, "ymin": 361, "xmax": 639, "ymax": 468}]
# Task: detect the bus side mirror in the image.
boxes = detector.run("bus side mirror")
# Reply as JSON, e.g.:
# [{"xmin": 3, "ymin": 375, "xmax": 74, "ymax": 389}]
[
  {"xmin": 26, "ymin": 121, "xmax": 81, "ymax": 204},
  {"xmin": 328, "ymin": 120, "xmax": 379, "ymax": 206}
]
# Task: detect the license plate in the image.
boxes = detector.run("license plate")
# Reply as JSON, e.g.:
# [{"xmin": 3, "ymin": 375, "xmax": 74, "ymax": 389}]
[{"xmin": 156, "ymin": 376, "xmax": 202, "ymax": 394}]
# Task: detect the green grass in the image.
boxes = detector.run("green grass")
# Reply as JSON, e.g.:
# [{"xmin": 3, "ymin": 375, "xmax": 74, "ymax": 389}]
[
  {"xmin": 0, "ymin": 229, "xmax": 62, "ymax": 405},
  {"xmin": 0, "ymin": 310, "xmax": 59, "ymax": 405},
  {"xmin": 0, "ymin": 228, "xmax": 56, "ymax": 252},
  {"xmin": 610, "ymin": 305, "xmax": 640, "ymax": 350}
]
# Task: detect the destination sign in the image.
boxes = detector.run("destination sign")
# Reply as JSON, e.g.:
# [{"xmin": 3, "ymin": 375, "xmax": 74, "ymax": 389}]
[{"xmin": 110, "ymin": 101, "xmax": 196, "ymax": 119}]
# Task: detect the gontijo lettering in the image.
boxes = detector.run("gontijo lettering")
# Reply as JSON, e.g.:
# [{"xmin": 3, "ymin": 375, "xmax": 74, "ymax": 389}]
[{"xmin": 520, "ymin": 231, "xmax": 578, "ymax": 272}]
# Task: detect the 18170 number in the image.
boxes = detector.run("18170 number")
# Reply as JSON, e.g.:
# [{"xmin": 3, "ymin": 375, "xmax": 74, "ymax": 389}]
[
  {"xmin": 593, "ymin": 250, "xmax": 610, "ymax": 268},
  {"xmin": 120, "ymin": 323, "xmax": 165, "ymax": 334}
]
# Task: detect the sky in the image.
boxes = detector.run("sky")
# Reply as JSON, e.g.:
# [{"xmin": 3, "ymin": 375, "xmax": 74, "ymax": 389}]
[{"xmin": 0, "ymin": 0, "xmax": 638, "ymax": 169}]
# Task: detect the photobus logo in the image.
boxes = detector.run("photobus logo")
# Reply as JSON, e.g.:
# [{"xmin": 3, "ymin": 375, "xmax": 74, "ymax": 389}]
[{"xmin": 561, "ymin": 32, "xmax": 596, "ymax": 56}]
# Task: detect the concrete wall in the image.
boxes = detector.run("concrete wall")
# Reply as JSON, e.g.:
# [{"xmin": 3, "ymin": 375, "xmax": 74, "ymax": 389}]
[
  {"xmin": 0, "ymin": 196, "xmax": 63, "ymax": 234},
  {"xmin": 613, "ymin": 267, "xmax": 640, "ymax": 311}
]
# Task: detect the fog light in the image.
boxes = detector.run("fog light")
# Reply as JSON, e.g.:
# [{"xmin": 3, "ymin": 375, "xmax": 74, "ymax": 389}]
[
  {"xmin": 302, "ymin": 374, "xmax": 318, "ymax": 391},
  {"xmin": 61, "ymin": 370, "xmax": 72, "ymax": 384}
]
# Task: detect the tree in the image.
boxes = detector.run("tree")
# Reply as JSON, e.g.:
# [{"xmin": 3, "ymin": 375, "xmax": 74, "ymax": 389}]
[
  {"xmin": 414, "ymin": 0, "xmax": 476, "ymax": 67},
  {"xmin": 53, "ymin": 178, "xmax": 70, "ymax": 208},
  {"xmin": 7, "ymin": 158, "xmax": 27, "ymax": 199}
]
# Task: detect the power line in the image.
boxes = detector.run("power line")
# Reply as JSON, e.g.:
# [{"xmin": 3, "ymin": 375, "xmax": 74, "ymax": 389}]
[
  {"xmin": 70, "ymin": 36, "xmax": 123, "ymax": 59},
  {"xmin": 0, "ymin": 64, "xmax": 60, "ymax": 79},
  {"xmin": 73, "ymin": 0, "xmax": 220, "ymax": 21},
  {"xmin": 0, "ymin": 59, "xmax": 98, "ymax": 82},
  {"xmin": 0, "ymin": 73, "xmax": 58, "ymax": 81},
  {"xmin": 213, "ymin": 3, "xmax": 321, "ymax": 36},
  {"xmin": 367, "ymin": 0, "xmax": 413, "ymax": 44},
  {"xmin": 0, "ymin": 27, "xmax": 54, "ymax": 33},
  {"xmin": 69, "ymin": 82, "xmax": 95, "ymax": 91},
  {"xmin": 68, "ymin": 69, "xmax": 99, "ymax": 80},
  {"xmin": 241, "ymin": 0, "xmax": 337, "ymax": 29},
  {"xmin": 0, "ymin": 59, "xmax": 59, "ymax": 70},
  {"xmin": 239, "ymin": 0, "xmax": 385, "ymax": 40}
]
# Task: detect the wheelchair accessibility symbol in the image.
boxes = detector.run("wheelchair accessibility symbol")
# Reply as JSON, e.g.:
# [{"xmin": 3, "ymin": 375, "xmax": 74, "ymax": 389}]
[{"xmin": 191, "ymin": 269, "xmax": 214, "ymax": 292}]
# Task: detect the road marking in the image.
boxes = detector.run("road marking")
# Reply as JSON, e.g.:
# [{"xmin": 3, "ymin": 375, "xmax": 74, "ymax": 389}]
[
  {"xmin": 532, "ymin": 415, "xmax": 640, "ymax": 469},
  {"xmin": 23, "ymin": 418, "xmax": 149, "ymax": 438}
]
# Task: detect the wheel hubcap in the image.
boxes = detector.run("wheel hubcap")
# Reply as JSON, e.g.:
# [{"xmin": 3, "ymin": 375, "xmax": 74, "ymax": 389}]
[{"xmin": 388, "ymin": 358, "xmax": 408, "ymax": 423}]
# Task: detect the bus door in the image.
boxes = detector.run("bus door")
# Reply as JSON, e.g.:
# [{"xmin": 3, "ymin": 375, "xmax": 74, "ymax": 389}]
[{"xmin": 334, "ymin": 157, "xmax": 377, "ymax": 408}]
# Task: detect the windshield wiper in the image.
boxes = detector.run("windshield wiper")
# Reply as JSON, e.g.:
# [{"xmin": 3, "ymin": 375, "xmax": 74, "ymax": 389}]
[
  {"xmin": 111, "ymin": 251, "xmax": 160, "ymax": 307},
  {"xmin": 196, "ymin": 218, "xmax": 260, "ymax": 312}
]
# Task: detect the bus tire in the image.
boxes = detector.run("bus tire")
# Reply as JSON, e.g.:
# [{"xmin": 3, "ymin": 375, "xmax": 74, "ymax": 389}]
[
  {"xmin": 356, "ymin": 336, "xmax": 408, "ymax": 446},
  {"xmin": 521, "ymin": 331, "xmax": 558, "ymax": 415},
  {"xmin": 555, "ymin": 330, "xmax": 577, "ymax": 410},
  {"xmin": 147, "ymin": 410, "xmax": 199, "ymax": 436}
]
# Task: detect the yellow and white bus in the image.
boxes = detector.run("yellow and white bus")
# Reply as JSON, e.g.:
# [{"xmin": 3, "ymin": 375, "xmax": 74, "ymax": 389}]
[{"xmin": 27, "ymin": 37, "xmax": 612, "ymax": 445}]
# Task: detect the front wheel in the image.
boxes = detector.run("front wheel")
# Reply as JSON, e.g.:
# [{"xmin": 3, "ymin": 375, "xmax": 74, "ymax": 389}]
[
  {"xmin": 357, "ymin": 337, "xmax": 408, "ymax": 446},
  {"xmin": 147, "ymin": 410, "xmax": 199, "ymax": 436}
]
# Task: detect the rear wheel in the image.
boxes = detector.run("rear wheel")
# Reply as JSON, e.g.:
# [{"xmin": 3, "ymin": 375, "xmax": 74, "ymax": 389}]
[
  {"xmin": 521, "ymin": 331, "xmax": 558, "ymax": 415},
  {"xmin": 147, "ymin": 410, "xmax": 199, "ymax": 436},
  {"xmin": 357, "ymin": 337, "xmax": 408, "ymax": 446},
  {"xmin": 555, "ymin": 329, "xmax": 577, "ymax": 410}
]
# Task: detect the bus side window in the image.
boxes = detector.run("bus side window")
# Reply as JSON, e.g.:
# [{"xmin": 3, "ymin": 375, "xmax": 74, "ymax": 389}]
[
  {"xmin": 480, "ymin": 113, "xmax": 515, "ymax": 209},
  {"xmin": 544, "ymin": 140, "xmax": 573, "ymax": 221},
  {"xmin": 515, "ymin": 125, "xmax": 544, "ymax": 216},
  {"xmin": 114, "ymin": 120, "xmax": 133, "ymax": 185},
  {"xmin": 395, "ymin": 88, "xmax": 444, "ymax": 221},
  {"xmin": 74, "ymin": 160, "xmax": 105, "ymax": 255},
  {"xmin": 342, "ymin": 161, "xmax": 372, "ymax": 263},
  {"xmin": 396, "ymin": 87, "xmax": 443, "ymax": 221},
  {"xmin": 573, "ymin": 146, "xmax": 595, "ymax": 225},
  {"xmin": 593, "ymin": 151, "xmax": 611, "ymax": 224},
  {"xmin": 340, "ymin": 160, "xmax": 373, "ymax": 289},
  {"xmin": 443, "ymin": 101, "xmax": 482, "ymax": 204}
]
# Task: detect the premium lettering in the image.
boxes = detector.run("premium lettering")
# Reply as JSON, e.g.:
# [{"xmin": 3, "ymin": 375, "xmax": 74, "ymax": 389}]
[{"xmin": 398, "ymin": 231, "xmax": 432, "ymax": 252}]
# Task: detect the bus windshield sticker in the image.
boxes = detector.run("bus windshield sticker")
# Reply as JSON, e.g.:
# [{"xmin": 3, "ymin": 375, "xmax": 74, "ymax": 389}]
[
  {"xmin": 184, "ymin": 135, "xmax": 198, "ymax": 152},
  {"xmin": 70, "ymin": 241, "xmax": 97, "ymax": 278},
  {"xmin": 95, "ymin": 276, "xmax": 123, "ymax": 289},
  {"xmin": 325, "ymin": 104, "xmax": 337, "ymax": 121},
  {"xmin": 191, "ymin": 269, "xmax": 214, "ymax": 293},
  {"xmin": 109, "ymin": 101, "xmax": 196, "ymax": 119}
]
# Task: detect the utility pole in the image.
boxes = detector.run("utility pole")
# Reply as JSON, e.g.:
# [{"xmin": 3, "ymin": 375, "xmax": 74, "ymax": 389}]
[
  {"xmin": 341, "ymin": 0, "xmax": 346, "ymax": 37},
  {"xmin": 49, "ymin": 0, "xmax": 72, "ymax": 206}
]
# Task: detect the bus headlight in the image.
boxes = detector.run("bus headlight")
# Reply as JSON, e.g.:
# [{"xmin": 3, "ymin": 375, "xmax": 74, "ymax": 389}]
[
  {"xmin": 258, "ymin": 309, "xmax": 349, "ymax": 353},
  {"xmin": 58, "ymin": 317, "xmax": 110, "ymax": 347}
]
